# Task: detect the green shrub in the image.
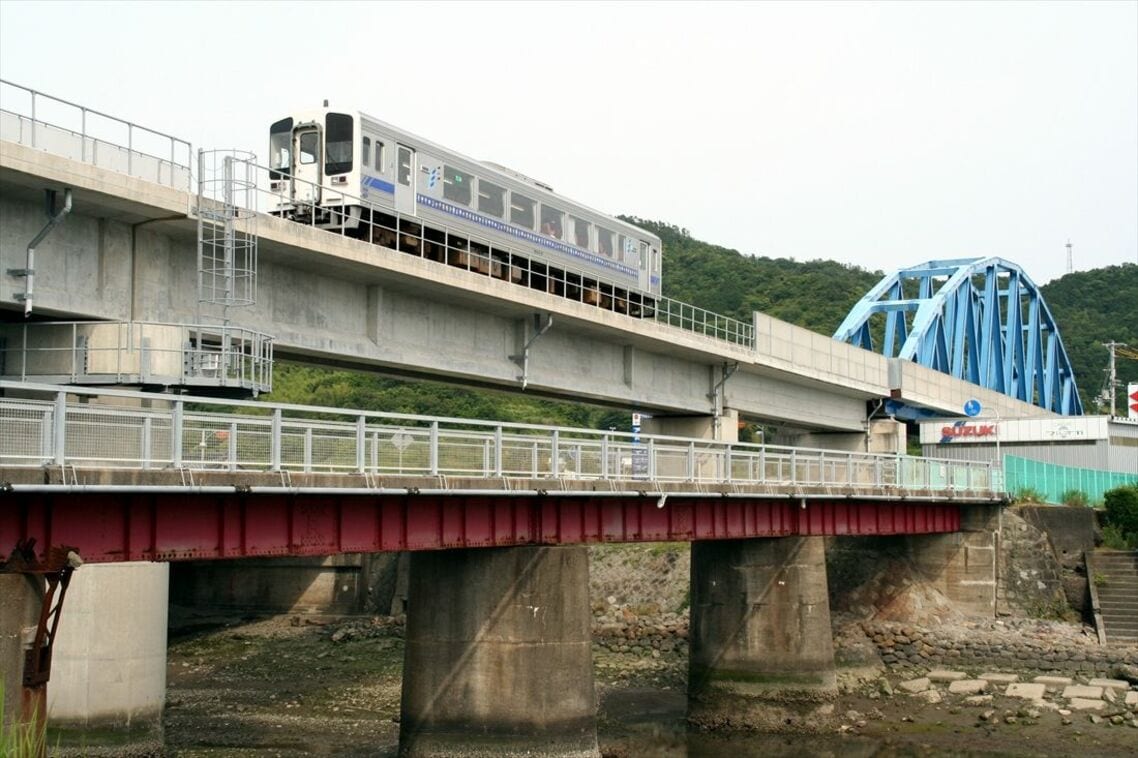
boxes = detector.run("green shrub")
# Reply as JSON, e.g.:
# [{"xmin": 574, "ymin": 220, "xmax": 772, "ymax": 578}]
[
  {"xmin": 1101, "ymin": 525, "xmax": 1133, "ymax": 551},
  {"xmin": 1013, "ymin": 487, "xmax": 1046, "ymax": 504},
  {"xmin": 1061, "ymin": 489, "xmax": 1090, "ymax": 508},
  {"xmin": 1103, "ymin": 484, "xmax": 1138, "ymax": 547}
]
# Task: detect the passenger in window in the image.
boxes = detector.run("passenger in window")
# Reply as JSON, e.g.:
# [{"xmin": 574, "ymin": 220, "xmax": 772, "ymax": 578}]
[
  {"xmin": 599, "ymin": 237, "xmax": 612, "ymax": 256},
  {"xmin": 541, "ymin": 220, "xmax": 559, "ymax": 238}
]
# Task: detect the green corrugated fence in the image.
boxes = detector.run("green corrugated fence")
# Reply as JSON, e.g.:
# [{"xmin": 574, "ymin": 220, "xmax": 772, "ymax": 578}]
[{"xmin": 1003, "ymin": 454, "xmax": 1138, "ymax": 504}]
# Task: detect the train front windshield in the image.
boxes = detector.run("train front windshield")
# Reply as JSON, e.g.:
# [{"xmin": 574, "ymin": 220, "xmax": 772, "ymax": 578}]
[
  {"xmin": 324, "ymin": 113, "xmax": 353, "ymax": 175},
  {"xmin": 269, "ymin": 117, "xmax": 293, "ymax": 178}
]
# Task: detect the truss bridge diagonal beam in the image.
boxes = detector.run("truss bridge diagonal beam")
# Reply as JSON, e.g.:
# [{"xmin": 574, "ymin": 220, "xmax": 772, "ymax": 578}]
[{"xmin": 833, "ymin": 257, "xmax": 1083, "ymax": 415}]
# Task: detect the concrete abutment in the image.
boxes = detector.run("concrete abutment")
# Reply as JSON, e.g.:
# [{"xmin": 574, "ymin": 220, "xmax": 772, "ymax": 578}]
[
  {"xmin": 905, "ymin": 504, "xmax": 1000, "ymax": 617},
  {"xmin": 399, "ymin": 545, "xmax": 599, "ymax": 757}
]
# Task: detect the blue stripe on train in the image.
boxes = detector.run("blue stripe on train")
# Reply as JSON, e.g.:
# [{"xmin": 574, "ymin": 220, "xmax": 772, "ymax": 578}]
[{"xmin": 363, "ymin": 175, "xmax": 395, "ymax": 194}]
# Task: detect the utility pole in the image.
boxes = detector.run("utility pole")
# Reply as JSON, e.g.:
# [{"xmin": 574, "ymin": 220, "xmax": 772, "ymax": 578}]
[
  {"xmin": 1065, "ymin": 240, "xmax": 1073, "ymax": 275},
  {"xmin": 1103, "ymin": 341, "xmax": 1127, "ymax": 416}
]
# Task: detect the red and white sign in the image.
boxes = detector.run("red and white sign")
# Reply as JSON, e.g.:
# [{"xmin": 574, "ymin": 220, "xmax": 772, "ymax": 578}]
[
  {"xmin": 1129, "ymin": 383, "xmax": 1138, "ymax": 420},
  {"xmin": 940, "ymin": 422, "xmax": 998, "ymax": 440}
]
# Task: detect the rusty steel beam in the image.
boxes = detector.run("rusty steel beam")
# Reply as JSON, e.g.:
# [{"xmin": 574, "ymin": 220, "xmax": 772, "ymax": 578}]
[
  {"xmin": 0, "ymin": 538, "xmax": 82, "ymax": 755},
  {"xmin": 0, "ymin": 492, "xmax": 962, "ymax": 564}
]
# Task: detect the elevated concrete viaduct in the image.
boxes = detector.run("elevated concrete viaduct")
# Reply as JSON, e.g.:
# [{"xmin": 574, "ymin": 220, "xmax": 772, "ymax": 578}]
[{"xmin": 0, "ymin": 138, "xmax": 1048, "ymax": 439}]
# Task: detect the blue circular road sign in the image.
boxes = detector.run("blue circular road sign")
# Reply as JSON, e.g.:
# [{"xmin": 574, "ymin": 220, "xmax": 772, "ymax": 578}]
[{"xmin": 963, "ymin": 399, "xmax": 982, "ymax": 417}]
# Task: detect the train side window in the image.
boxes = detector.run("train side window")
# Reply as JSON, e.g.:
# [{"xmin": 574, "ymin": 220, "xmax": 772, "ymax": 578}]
[
  {"xmin": 540, "ymin": 205, "xmax": 564, "ymax": 239},
  {"xmin": 298, "ymin": 132, "xmax": 318, "ymax": 165},
  {"xmin": 596, "ymin": 227, "xmax": 614, "ymax": 257},
  {"xmin": 571, "ymin": 216, "xmax": 590, "ymax": 248},
  {"xmin": 269, "ymin": 117, "xmax": 293, "ymax": 179},
  {"xmin": 362, "ymin": 137, "xmax": 371, "ymax": 169},
  {"xmin": 510, "ymin": 193, "xmax": 535, "ymax": 229},
  {"xmin": 375, "ymin": 141, "xmax": 384, "ymax": 172},
  {"xmin": 626, "ymin": 237, "xmax": 642, "ymax": 266},
  {"xmin": 478, "ymin": 179, "xmax": 505, "ymax": 218},
  {"xmin": 443, "ymin": 165, "xmax": 472, "ymax": 205},
  {"xmin": 397, "ymin": 147, "xmax": 412, "ymax": 186}
]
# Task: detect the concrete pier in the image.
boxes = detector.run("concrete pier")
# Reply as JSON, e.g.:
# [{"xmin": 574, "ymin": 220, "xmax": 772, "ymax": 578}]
[
  {"xmin": 0, "ymin": 572, "xmax": 45, "ymax": 737},
  {"xmin": 688, "ymin": 536, "xmax": 837, "ymax": 729},
  {"xmin": 48, "ymin": 562, "xmax": 169, "ymax": 747},
  {"xmin": 399, "ymin": 546, "xmax": 598, "ymax": 757}
]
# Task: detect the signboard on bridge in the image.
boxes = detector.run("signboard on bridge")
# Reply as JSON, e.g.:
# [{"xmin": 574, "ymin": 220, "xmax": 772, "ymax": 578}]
[{"xmin": 631, "ymin": 413, "xmax": 648, "ymax": 478}]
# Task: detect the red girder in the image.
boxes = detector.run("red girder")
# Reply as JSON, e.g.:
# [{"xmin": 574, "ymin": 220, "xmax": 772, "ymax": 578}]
[{"xmin": 1, "ymin": 492, "xmax": 963, "ymax": 563}]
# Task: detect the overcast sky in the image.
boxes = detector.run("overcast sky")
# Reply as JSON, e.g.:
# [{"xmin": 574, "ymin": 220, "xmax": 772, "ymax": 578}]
[{"xmin": 1, "ymin": 1, "xmax": 1135, "ymax": 285}]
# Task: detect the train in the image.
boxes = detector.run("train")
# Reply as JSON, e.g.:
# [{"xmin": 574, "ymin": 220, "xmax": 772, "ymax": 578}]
[{"xmin": 267, "ymin": 106, "xmax": 661, "ymax": 315}]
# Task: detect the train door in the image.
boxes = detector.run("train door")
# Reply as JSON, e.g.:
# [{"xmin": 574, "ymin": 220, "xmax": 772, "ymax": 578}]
[
  {"xmin": 638, "ymin": 240, "xmax": 651, "ymax": 291},
  {"xmin": 395, "ymin": 143, "xmax": 416, "ymax": 215},
  {"xmin": 292, "ymin": 124, "xmax": 322, "ymax": 207}
]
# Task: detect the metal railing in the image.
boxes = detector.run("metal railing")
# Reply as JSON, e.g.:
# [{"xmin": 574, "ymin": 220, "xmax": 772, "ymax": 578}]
[
  {"xmin": 0, "ymin": 382, "xmax": 1002, "ymax": 495},
  {"xmin": 0, "ymin": 322, "xmax": 272, "ymax": 393},
  {"xmin": 0, "ymin": 78, "xmax": 192, "ymax": 190},
  {"xmin": 240, "ymin": 159, "xmax": 755, "ymax": 348}
]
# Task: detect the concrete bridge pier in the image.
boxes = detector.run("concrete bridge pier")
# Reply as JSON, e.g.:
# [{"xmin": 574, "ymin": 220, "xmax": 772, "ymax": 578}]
[
  {"xmin": 50, "ymin": 563, "xmax": 169, "ymax": 748},
  {"xmin": 687, "ymin": 536, "xmax": 837, "ymax": 729},
  {"xmin": 399, "ymin": 545, "xmax": 599, "ymax": 758}
]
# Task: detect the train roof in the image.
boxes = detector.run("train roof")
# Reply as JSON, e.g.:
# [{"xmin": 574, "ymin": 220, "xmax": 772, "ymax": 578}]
[{"xmin": 285, "ymin": 105, "xmax": 661, "ymax": 245}]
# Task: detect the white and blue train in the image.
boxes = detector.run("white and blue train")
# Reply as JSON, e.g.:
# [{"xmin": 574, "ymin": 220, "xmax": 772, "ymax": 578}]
[{"xmin": 268, "ymin": 106, "xmax": 662, "ymax": 315}]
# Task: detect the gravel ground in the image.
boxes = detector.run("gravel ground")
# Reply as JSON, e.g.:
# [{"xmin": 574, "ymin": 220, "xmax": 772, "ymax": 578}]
[{"xmin": 154, "ymin": 614, "xmax": 1138, "ymax": 757}]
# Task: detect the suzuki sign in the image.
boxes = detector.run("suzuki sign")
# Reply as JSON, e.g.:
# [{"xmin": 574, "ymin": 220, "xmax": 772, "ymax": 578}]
[{"xmin": 940, "ymin": 420, "xmax": 998, "ymax": 443}]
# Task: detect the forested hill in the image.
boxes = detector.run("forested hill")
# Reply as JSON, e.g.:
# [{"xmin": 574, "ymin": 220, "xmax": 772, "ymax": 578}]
[
  {"xmin": 1040, "ymin": 263, "xmax": 1138, "ymax": 413},
  {"xmin": 622, "ymin": 218, "xmax": 881, "ymax": 336}
]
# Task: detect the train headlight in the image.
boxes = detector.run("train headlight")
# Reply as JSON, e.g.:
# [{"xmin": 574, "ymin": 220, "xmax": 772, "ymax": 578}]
[
  {"xmin": 332, "ymin": 176, "xmax": 348, "ymax": 185},
  {"xmin": 270, "ymin": 181, "xmax": 283, "ymax": 191}
]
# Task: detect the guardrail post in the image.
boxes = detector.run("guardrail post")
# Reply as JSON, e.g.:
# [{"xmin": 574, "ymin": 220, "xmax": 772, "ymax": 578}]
[
  {"xmin": 647, "ymin": 437, "xmax": 656, "ymax": 480},
  {"xmin": 687, "ymin": 440, "xmax": 696, "ymax": 482},
  {"xmin": 356, "ymin": 416, "xmax": 366, "ymax": 473},
  {"xmin": 228, "ymin": 421, "xmax": 238, "ymax": 473},
  {"xmin": 172, "ymin": 401, "xmax": 184, "ymax": 467},
  {"xmin": 141, "ymin": 416, "xmax": 152, "ymax": 470},
  {"xmin": 303, "ymin": 428, "xmax": 313, "ymax": 473},
  {"xmin": 601, "ymin": 434, "xmax": 609, "ymax": 479},
  {"xmin": 270, "ymin": 408, "xmax": 282, "ymax": 472},
  {"xmin": 429, "ymin": 421, "xmax": 439, "ymax": 476},
  {"xmin": 52, "ymin": 391, "xmax": 67, "ymax": 466},
  {"xmin": 493, "ymin": 426, "xmax": 503, "ymax": 477},
  {"xmin": 551, "ymin": 430, "xmax": 560, "ymax": 477},
  {"xmin": 724, "ymin": 444, "xmax": 732, "ymax": 483},
  {"xmin": 790, "ymin": 449, "xmax": 798, "ymax": 484}
]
